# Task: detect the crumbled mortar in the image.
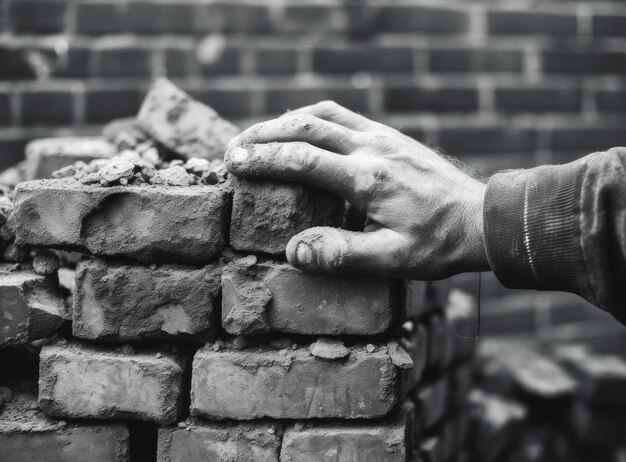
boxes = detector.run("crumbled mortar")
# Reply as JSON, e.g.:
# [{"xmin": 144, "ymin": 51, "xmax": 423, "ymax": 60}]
[{"xmin": 309, "ymin": 338, "xmax": 350, "ymax": 361}]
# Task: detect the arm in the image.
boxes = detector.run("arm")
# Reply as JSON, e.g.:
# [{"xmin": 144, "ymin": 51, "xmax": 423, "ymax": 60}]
[{"xmin": 484, "ymin": 148, "xmax": 626, "ymax": 324}]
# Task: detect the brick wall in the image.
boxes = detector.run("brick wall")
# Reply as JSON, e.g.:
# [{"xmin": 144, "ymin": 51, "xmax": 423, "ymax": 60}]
[{"xmin": 1, "ymin": 0, "xmax": 625, "ymax": 170}]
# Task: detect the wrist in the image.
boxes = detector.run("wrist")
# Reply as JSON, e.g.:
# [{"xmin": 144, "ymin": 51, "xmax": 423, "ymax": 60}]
[{"xmin": 461, "ymin": 181, "xmax": 490, "ymax": 273}]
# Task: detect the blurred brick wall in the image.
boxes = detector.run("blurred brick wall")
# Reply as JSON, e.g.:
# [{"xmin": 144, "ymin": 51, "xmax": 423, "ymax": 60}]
[{"xmin": 0, "ymin": 0, "xmax": 626, "ymax": 171}]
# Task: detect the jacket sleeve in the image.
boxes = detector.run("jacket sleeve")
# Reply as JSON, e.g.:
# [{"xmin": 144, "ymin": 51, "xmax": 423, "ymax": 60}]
[{"xmin": 483, "ymin": 147, "xmax": 626, "ymax": 325}]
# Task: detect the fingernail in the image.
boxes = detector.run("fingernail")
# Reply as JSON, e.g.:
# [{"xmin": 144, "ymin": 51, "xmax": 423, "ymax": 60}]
[
  {"xmin": 296, "ymin": 242, "xmax": 313, "ymax": 266},
  {"xmin": 227, "ymin": 147, "xmax": 248, "ymax": 169}
]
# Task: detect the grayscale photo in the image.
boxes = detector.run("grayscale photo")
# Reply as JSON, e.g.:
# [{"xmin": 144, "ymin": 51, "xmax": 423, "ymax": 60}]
[{"xmin": 0, "ymin": 0, "xmax": 625, "ymax": 461}]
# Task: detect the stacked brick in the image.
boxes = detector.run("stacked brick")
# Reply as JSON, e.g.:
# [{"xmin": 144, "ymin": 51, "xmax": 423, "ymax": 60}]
[
  {"xmin": 470, "ymin": 339, "xmax": 626, "ymax": 461},
  {"xmin": 0, "ymin": 79, "xmax": 478, "ymax": 461}
]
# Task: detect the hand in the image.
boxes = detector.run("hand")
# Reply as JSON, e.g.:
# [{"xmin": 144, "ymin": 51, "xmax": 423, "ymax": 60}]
[{"xmin": 225, "ymin": 101, "xmax": 489, "ymax": 280}]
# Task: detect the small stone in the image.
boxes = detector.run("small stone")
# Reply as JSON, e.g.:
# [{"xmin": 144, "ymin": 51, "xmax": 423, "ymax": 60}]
[
  {"xmin": 177, "ymin": 421, "xmax": 188, "ymax": 429},
  {"xmin": 152, "ymin": 166, "xmax": 194, "ymax": 186},
  {"xmin": 229, "ymin": 336, "xmax": 249, "ymax": 350},
  {"xmin": 121, "ymin": 344, "xmax": 135, "ymax": 355},
  {"xmin": 155, "ymin": 352, "xmax": 162, "ymax": 359},
  {"xmin": 294, "ymin": 422, "xmax": 305, "ymax": 431},
  {"xmin": 150, "ymin": 264, "xmax": 157, "ymax": 270},
  {"xmin": 269, "ymin": 338, "xmax": 293, "ymax": 350},
  {"xmin": 52, "ymin": 164, "xmax": 78, "ymax": 179},
  {"xmin": 309, "ymin": 338, "xmax": 350, "ymax": 361},
  {"xmin": 99, "ymin": 159, "xmax": 135, "ymax": 183},
  {"xmin": 366, "ymin": 344, "xmax": 376, "ymax": 354},
  {"xmin": 57, "ymin": 420, "xmax": 67, "ymax": 427},
  {"xmin": 184, "ymin": 158, "xmax": 211, "ymax": 175},
  {"xmin": 81, "ymin": 172, "xmax": 101, "ymax": 184},
  {"xmin": 141, "ymin": 147, "xmax": 160, "ymax": 166},
  {"xmin": 387, "ymin": 340, "xmax": 414, "ymax": 369},
  {"xmin": 33, "ymin": 254, "xmax": 60, "ymax": 275},
  {"xmin": 267, "ymin": 427, "xmax": 275, "ymax": 434}
]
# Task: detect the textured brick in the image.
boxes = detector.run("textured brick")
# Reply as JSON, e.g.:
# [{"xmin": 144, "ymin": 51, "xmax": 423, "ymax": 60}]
[
  {"xmin": 187, "ymin": 88, "xmax": 254, "ymax": 119},
  {"xmin": 542, "ymin": 50, "xmax": 625, "ymax": 75},
  {"xmin": 24, "ymin": 136, "xmax": 115, "ymax": 180},
  {"xmin": 20, "ymin": 90, "xmax": 75, "ymax": 126},
  {"xmin": 197, "ymin": 45, "xmax": 241, "ymax": 76},
  {"xmin": 488, "ymin": 11, "xmax": 577, "ymax": 36},
  {"xmin": 256, "ymin": 48, "xmax": 298, "ymax": 75},
  {"xmin": 0, "ymin": 92, "xmax": 11, "ymax": 125},
  {"xmin": 14, "ymin": 179, "xmax": 230, "ymax": 263},
  {"xmin": 157, "ymin": 421, "xmax": 281, "ymax": 462},
  {"xmin": 0, "ymin": 46, "xmax": 36, "ymax": 80},
  {"xmin": 438, "ymin": 126, "xmax": 536, "ymax": 154},
  {"xmin": 50, "ymin": 46, "xmax": 93, "ymax": 78},
  {"xmin": 229, "ymin": 177, "xmax": 343, "ymax": 255},
  {"xmin": 85, "ymin": 88, "xmax": 144, "ymax": 124},
  {"xmin": 73, "ymin": 258, "xmax": 221, "ymax": 341},
  {"xmin": 95, "ymin": 45, "xmax": 152, "ymax": 77},
  {"xmin": 0, "ymin": 136, "xmax": 29, "ymax": 168},
  {"xmin": 265, "ymin": 87, "xmax": 368, "ymax": 115},
  {"xmin": 76, "ymin": 1, "xmax": 126, "ymax": 35},
  {"xmin": 138, "ymin": 78, "xmax": 240, "ymax": 160},
  {"xmin": 385, "ymin": 86, "xmax": 478, "ymax": 113},
  {"xmin": 191, "ymin": 343, "xmax": 400, "ymax": 420},
  {"xmin": 192, "ymin": 2, "xmax": 272, "ymax": 34},
  {"xmin": 550, "ymin": 126, "xmax": 626, "ymax": 154},
  {"xmin": 313, "ymin": 46, "xmax": 413, "ymax": 74},
  {"xmin": 8, "ymin": 0, "xmax": 67, "ymax": 33},
  {"xmin": 593, "ymin": 14, "xmax": 626, "ymax": 37},
  {"xmin": 430, "ymin": 49, "xmax": 523, "ymax": 73},
  {"xmin": 221, "ymin": 258, "xmax": 398, "ymax": 335},
  {"xmin": 163, "ymin": 47, "xmax": 194, "ymax": 76},
  {"xmin": 280, "ymin": 5, "xmax": 336, "ymax": 33},
  {"xmin": 376, "ymin": 6, "xmax": 469, "ymax": 34},
  {"xmin": 127, "ymin": 1, "xmax": 194, "ymax": 34},
  {"xmin": 0, "ymin": 388, "xmax": 130, "ymax": 462},
  {"xmin": 280, "ymin": 413, "xmax": 410, "ymax": 462},
  {"xmin": 39, "ymin": 343, "xmax": 186, "ymax": 424},
  {"xmin": 595, "ymin": 89, "xmax": 626, "ymax": 112},
  {"xmin": 0, "ymin": 265, "xmax": 65, "ymax": 347},
  {"xmin": 495, "ymin": 87, "xmax": 581, "ymax": 113}
]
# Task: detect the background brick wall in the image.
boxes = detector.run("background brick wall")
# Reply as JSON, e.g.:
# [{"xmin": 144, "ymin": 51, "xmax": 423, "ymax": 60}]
[{"xmin": 0, "ymin": 0, "xmax": 625, "ymax": 172}]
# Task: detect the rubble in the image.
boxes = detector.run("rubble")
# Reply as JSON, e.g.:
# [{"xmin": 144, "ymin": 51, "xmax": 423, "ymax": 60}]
[{"xmin": 309, "ymin": 338, "xmax": 350, "ymax": 361}]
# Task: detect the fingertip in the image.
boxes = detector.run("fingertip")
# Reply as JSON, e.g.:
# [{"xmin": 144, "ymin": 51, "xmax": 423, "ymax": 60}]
[{"xmin": 224, "ymin": 146, "xmax": 249, "ymax": 173}]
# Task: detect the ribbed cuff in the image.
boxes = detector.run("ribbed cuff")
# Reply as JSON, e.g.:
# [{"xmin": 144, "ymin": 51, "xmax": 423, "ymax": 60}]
[{"xmin": 483, "ymin": 160, "xmax": 587, "ymax": 294}]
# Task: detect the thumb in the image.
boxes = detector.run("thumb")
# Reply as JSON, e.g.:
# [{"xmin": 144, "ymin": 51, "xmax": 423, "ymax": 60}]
[{"xmin": 286, "ymin": 227, "xmax": 405, "ymax": 275}]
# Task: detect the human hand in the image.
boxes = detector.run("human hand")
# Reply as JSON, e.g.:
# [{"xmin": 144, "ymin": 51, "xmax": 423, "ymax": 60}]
[{"xmin": 225, "ymin": 101, "xmax": 489, "ymax": 279}]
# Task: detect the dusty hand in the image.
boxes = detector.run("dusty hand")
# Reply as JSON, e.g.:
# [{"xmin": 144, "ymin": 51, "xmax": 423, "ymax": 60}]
[{"xmin": 225, "ymin": 101, "xmax": 489, "ymax": 279}]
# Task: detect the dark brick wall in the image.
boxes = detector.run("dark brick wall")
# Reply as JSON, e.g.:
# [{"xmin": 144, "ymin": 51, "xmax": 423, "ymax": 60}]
[{"xmin": 0, "ymin": 0, "xmax": 625, "ymax": 173}]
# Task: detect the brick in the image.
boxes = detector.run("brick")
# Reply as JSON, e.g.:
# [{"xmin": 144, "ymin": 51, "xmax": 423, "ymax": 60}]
[
  {"xmin": 229, "ymin": 177, "xmax": 343, "ymax": 255},
  {"xmin": 265, "ymin": 87, "xmax": 368, "ymax": 115},
  {"xmin": 191, "ymin": 343, "xmax": 400, "ymax": 420},
  {"xmin": 313, "ymin": 46, "xmax": 413, "ymax": 74},
  {"xmin": 376, "ymin": 6, "xmax": 469, "ymax": 34},
  {"xmin": 157, "ymin": 421, "xmax": 282, "ymax": 462},
  {"xmin": 192, "ymin": 2, "xmax": 273, "ymax": 34},
  {"xmin": 0, "ymin": 388, "xmax": 130, "ymax": 462},
  {"xmin": 448, "ymin": 363, "xmax": 474, "ymax": 411},
  {"xmin": 95, "ymin": 45, "xmax": 153, "ymax": 77},
  {"xmin": 438, "ymin": 126, "xmax": 536, "ymax": 155},
  {"xmin": 20, "ymin": 90, "xmax": 75, "ymax": 126},
  {"xmin": 39, "ymin": 343, "xmax": 186, "ymax": 424},
  {"xmin": 0, "ymin": 46, "xmax": 37, "ymax": 80},
  {"xmin": 0, "ymin": 136, "xmax": 29, "ymax": 169},
  {"xmin": 280, "ymin": 413, "xmax": 410, "ymax": 462},
  {"xmin": 550, "ymin": 126, "xmax": 626, "ymax": 155},
  {"xmin": 127, "ymin": 1, "xmax": 194, "ymax": 34},
  {"xmin": 468, "ymin": 390, "xmax": 527, "ymax": 462},
  {"xmin": 85, "ymin": 88, "xmax": 144, "ymax": 124},
  {"xmin": 495, "ymin": 87, "xmax": 581, "ymax": 113},
  {"xmin": 488, "ymin": 11, "xmax": 577, "ymax": 36},
  {"xmin": 50, "ymin": 46, "xmax": 92, "ymax": 78},
  {"xmin": 384, "ymin": 86, "xmax": 478, "ymax": 113},
  {"xmin": 595, "ymin": 89, "xmax": 626, "ymax": 112},
  {"xmin": 197, "ymin": 45, "xmax": 241, "ymax": 76},
  {"xmin": 163, "ymin": 47, "xmax": 194, "ymax": 76},
  {"xmin": 222, "ymin": 258, "xmax": 398, "ymax": 335},
  {"xmin": 187, "ymin": 88, "xmax": 254, "ymax": 119},
  {"xmin": 593, "ymin": 14, "xmax": 626, "ymax": 37},
  {"xmin": 256, "ymin": 48, "xmax": 298, "ymax": 75},
  {"xmin": 542, "ymin": 50, "xmax": 625, "ymax": 75},
  {"xmin": 73, "ymin": 258, "xmax": 221, "ymax": 341},
  {"xmin": 25, "ymin": 136, "xmax": 115, "ymax": 180},
  {"xmin": 0, "ymin": 92, "xmax": 11, "ymax": 125},
  {"xmin": 571, "ymin": 400, "xmax": 626, "ymax": 446},
  {"xmin": 430, "ymin": 49, "xmax": 523, "ymax": 73},
  {"xmin": 14, "ymin": 179, "xmax": 230, "ymax": 263},
  {"xmin": 8, "ymin": 0, "xmax": 67, "ymax": 33},
  {"xmin": 398, "ymin": 325, "xmax": 428, "ymax": 394},
  {"xmin": 402, "ymin": 280, "xmax": 429, "ymax": 320},
  {"xmin": 138, "ymin": 78, "xmax": 240, "ymax": 160},
  {"xmin": 425, "ymin": 314, "xmax": 448, "ymax": 372},
  {"xmin": 76, "ymin": 1, "xmax": 127, "ymax": 35},
  {"xmin": 414, "ymin": 377, "xmax": 448, "ymax": 431},
  {"xmin": 555, "ymin": 346, "xmax": 626, "ymax": 406},
  {"xmin": 280, "ymin": 5, "xmax": 337, "ymax": 33},
  {"xmin": 0, "ymin": 265, "xmax": 65, "ymax": 347}
]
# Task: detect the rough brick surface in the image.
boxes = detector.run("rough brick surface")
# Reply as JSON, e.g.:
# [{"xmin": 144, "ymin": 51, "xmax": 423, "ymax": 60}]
[
  {"xmin": 221, "ymin": 257, "xmax": 397, "ymax": 335},
  {"xmin": 14, "ymin": 179, "xmax": 230, "ymax": 263},
  {"xmin": 157, "ymin": 420, "xmax": 282, "ymax": 462},
  {"xmin": 0, "ymin": 265, "xmax": 65, "ymax": 347},
  {"xmin": 0, "ymin": 388, "xmax": 130, "ymax": 462},
  {"xmin": 191, "ymin": 343, "xmax": 400, "ymax": 420},
  {"xmin": 25, "ymin": 137, "xmax": 116, "ymax": 180},
  {"xmin": 280, "ymin": 415, "xmax": 409, "ymax": 462},
  {"xmin": 73, "ymin": 258, "xmax": 221, "ymax": 341},
  {"xmin": 229, "ymin": 178, "xmax": 343, "ymax": 255},
  {"xmin": 137, "ymin": 78, "xmax": 240, "ymax": 160},
  {"xmin": 39, "ymin": 343, "xmax": 186, "ymax": 424}
]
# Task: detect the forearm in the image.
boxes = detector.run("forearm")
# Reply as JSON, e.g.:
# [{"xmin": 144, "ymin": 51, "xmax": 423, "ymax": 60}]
[{"xmin": 483, "ymin": 148, "xmax": 626, "ymax": 324}]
